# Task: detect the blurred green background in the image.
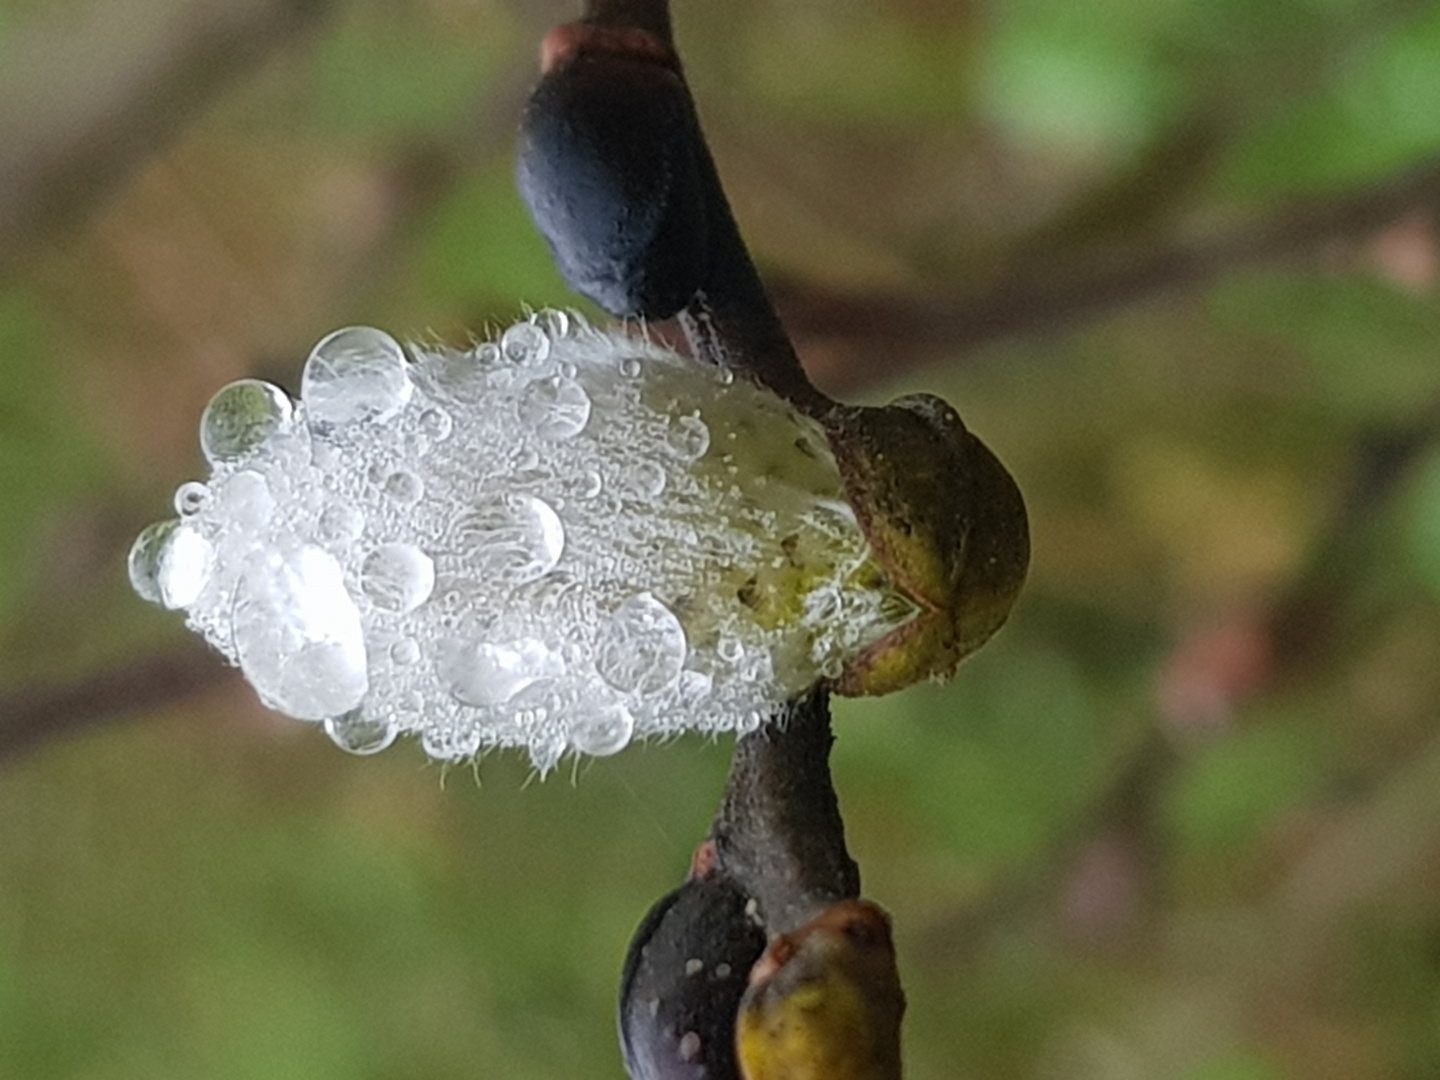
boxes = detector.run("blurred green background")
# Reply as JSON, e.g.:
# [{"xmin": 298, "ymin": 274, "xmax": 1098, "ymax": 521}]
[{"xmin": 4, "ymin": 0, "xmax": 1440, "ymax": 1077}]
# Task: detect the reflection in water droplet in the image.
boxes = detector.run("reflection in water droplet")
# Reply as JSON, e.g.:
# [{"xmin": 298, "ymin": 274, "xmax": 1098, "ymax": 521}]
[
  {"xmin": 174, "ymin": 482, "xmax": 209, "ymax": 517},
  {"xmin": 519, "ymin": 375, "xmax": 591, "ymax": 439},
  {"xmin": 129, "ymin": 520, "xmax": 176, "ymax": 605},
  {"xmin": 324, "ymin": 708, "xmax": 397, "ymax": 755},
  {"xmin": 438, "ymin": 637, "xmax": 558, "ymax": 707},
  {"xmin": 450, "ymin": 494, "xmax": 564, "ymax": 583},
  {"xmin": 361, "ymin": 543, "xmax": 435, "ymax": 613},
  {"xmin": 596, "ymin": 594, "xmax": 686, "ymax": 695},
  {"xmin": 301, "ymin": 326, "xmax": 413, "ymax": 426},
  {"xmin": 232, "ymin": 546, "xmax": 367, "ymax": 720},
  {"xmin": 500, "ymin": 322, "xmax": 551, "ymax": 365},
  {"xmin": 571, "ymin": 704, "xmax": 635, "ymax": 756},
  {"xmin": 383, "ymin": 469, "xmax": 424, "ymax": 503},
  {"xmin": 666, "ymin": 415, "xmax": 710, "ymax": 461},
  {"xmin": 199, "ymin": 380, "xmax": 294, "ymax": 465}
]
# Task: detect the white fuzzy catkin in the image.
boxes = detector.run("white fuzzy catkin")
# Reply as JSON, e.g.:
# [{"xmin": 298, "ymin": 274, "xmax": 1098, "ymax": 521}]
[{"xmin": 130, "ymin": 314, "xmax": 918, "ymax": 771}]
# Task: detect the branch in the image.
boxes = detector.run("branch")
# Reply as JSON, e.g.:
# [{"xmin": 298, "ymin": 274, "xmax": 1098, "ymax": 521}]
[
  {"xmin": 0, "ymin": 645, "xmax": 237, "ymax": 762},
  {"xmin": 776, "ymin": 157, "xmax": 1440, "ymax": 393},
  {"xmin": 0, "ymin": 0, "xmax": 331, "ymax": 265}
]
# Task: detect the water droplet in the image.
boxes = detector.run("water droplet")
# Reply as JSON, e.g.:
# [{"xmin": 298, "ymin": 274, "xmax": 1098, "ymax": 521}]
[
  {"xmin": 389, "ymin": 638, "xmax": 422, "ymax": 665},
  {"xmin": 324, "ymin": 708, "xmax": 397, "ymax": 756},
  {"xmin": 535, "ymin": 309, "xmax": 571, "ymax": 339},
  {"xmin": 219, "ymin": 471, "xmax": 274, "ymax": 531},
  {"xmin": 199, "ymin": 379, "xmax": 294, "ymax": 466},
  {"xmin": 419, "ymin": 407, "xmax": 452, "ymax": 440},
  {"xmin": 570, "ymin": 704, "xmax": 635, "ymax": 756},
  {"xmin": 301, "ymin": 326, "xmax": 413, "ymax": 427},
  {"xmin": 820, "ymin": 657, "xmax": 844, "ymax": 680},
  {"xmin": 619, "ymin": 356, "xmax": 642, "ymax": 378},
  {"xmin": 500, "ymin": 321, "xmax": 551, "ymax": 365},
  {"xmin": 596, "ymin": 594, "xmax": 686, "ymax": 695},
  {"xmin": 437, "ymin": 637, "xmax": 559, "ymax": 707},
  {"xmin": 317, "ymin": 504, "xmax": 364, "ymax": 544},
  {"xmin": 421, "ymin": 725, "xmax": 481, "ymax": 762},
  {"xmin": 717, "ymin": 638, "xmax": 743, "ymax": 664},
  {"xmin": 173, "ymin": 481, "xmax": 209, "ymax": 517},
  {"xmin": 666, "ymin": 415, "xmax": 710, "ymax": 461},
  {"xmin": 232, "ymin": 545, "xmax": 367, "ymax": 720},
  {"xmin": 630, "ymin": 461, "xmax": 666, "ymax": 498},
  {"xmin": 450, "ymin": 494, "xmax": 564, "ymax": 583},
  {"xmin": 579, "ymin": 471, "xmax": 603, "ymax": 498},
  {"xmin": 519, "ymin": 375, "xmax": 591, "ymax": 440},
  {"xmin": 715, "ymin": 366, "xmax": 735, "ymax": 386},
  {"xmin": 383, "ymin": 470, "xmax": 424, "ymax": 504},
  {"xmin": 361, "ymin": 543, "xmax": 435, "ymax": 613},
  {"xmin": 129, "ymin": 520, "xmax": 212, "ymax": 609}
]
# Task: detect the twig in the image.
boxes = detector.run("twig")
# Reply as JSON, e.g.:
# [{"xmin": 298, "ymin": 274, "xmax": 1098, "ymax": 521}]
[
  {"xmin": 0, "ymin": 0, "xmax": 331, "ymax": 265},
  {"xmin": 776, "ymin": 158, "xmax": 1440, "ymax": 393}
]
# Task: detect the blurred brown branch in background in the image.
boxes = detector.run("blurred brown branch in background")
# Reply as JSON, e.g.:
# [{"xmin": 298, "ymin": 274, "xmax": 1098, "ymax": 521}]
[
  {"xmin": 782, "ymin": 158, "xmax": 1440, "ymax": 395},
  {"xmin": 0, "ymin": 0, "xmax": 331, "ymax": 267}
]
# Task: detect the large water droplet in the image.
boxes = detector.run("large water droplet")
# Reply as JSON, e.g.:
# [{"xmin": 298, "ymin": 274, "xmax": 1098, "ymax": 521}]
[
  {"xmin": 301, "ymin": 326, "xmax": 413, "ymax": 427},
  {"xmin": 666, "ymin": 414, "xmax": 710, "ymax": 461},
  {"xmin": 129, "ymin": 520, "xmax": 212, "ymax": 609},
  {"xmin": 450, "ymin": 494, "xmax": 564, "ymax": 583},
  {"xmin": 519, "ymin": 375, "xmax": 591, "ymax": 440},
  {"xmin": 361, "ymin": 543, "xmax": 435, "ymax": 613},
  {"xmin": 437, "ymin": 637, "xmax": 559, "ymax": 707},
  {"xmin": 232, "ymin": 545, "xmax": 367, "ymax": 720},
  {"xmin": 199, "ymin": 380, "xmax": 294, "ymax": 465},
  {"xmin": 570, "ymin": 704, "xmax": 635, "ymax": 756},
  {"xmin": 595, "ymin": 594, "xmax": 686, "ymax": 695},
  {"xmin": 324, "ymin": 708, "xmax": 397, "ymax": 756},
  {"xmin": 500, "ymin": 321, "xmax": 551, "ymax": 365}
]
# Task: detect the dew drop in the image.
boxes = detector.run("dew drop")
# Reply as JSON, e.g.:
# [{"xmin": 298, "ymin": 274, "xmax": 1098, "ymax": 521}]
[
  {"xmin": 450, "ymin": 494, "xmax": 564, "ymax": 583},
  {"xmin": 500, "ymin": 321, "xmax": 551, "ymax": 365},
  {"xmin": 519, "ymin": 375, "xmax": 591, "ymax": 440},
  {"xmin": 535, "ymin": 309, "xmax": 571, "ymax": 339},
  {"xmin": 630, "ymin": 461, "xmax": 666, "ymax": 498},
  {"xmin": 232, "ymin": 545, "xmax": 367, "ymax": 720},
  {"xmin": 174, "ymin": 481, "xmax": 209, "ymax": 517},
  {"xmin": 579, "ymin": 471, "xmax": 603, "ymax": 499},
  {"xmin": 199, "ymin": 379, "xmax": 294, "ymax": 466},
  {"xmin": 596, "ymin": 594, "xmax": 686, "ymax": 695},
  {"xmin": 324, "ymin": 708, "xmax": 398, "ymax": 756},
  {"xmin": 666, "ymin": 415, "xmax": 710, "ymax": 461},
  {"xmin": 383, "ymin": 469, "xmax": 424, "ymax": 504},
  {"xmin": 619, "ymin": 356, "xmax": 642, "ymax": 378},
  {"xmin": 570, "ymin": 704, "xmax": 635, "ymax": 757},
  {"xmin": 419, "ymin": 407, "xmax": 453, "ymax": 441},
  {"xmin": 317, "ymin": 503, "xmax": 365, "ymax": 544},
  {"xmin": 389, "ymin": 637, "xmax": 422, "ymax": 666},
  {"xmin": 301, "ymin": 326, "xmax": 413, "ymax": 427},
  {"xmin": 129, "ymin": 520, "xmax": 213, "ymax": 609},
  {"xmin": 421, "ymin": 724, "xmax": 482, "ymax": 762},
  {"xmin": 437, "ymin": 637, "xmax": 559, "ymax": 707},
  {"xmin": 361, "ymin": 543, "xmax": 435, "ymax": 613}
]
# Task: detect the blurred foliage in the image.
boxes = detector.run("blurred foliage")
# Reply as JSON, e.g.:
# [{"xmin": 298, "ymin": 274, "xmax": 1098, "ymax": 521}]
[{"xmin": 4, "ymin": 1, "xmax": 1440, "ymax": 1078}]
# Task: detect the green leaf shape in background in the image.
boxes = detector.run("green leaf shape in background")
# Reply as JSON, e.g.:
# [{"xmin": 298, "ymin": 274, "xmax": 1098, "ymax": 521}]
[{"xmin": 1219, "ymin": 5, "xmax": 1440, "ymax": 196}]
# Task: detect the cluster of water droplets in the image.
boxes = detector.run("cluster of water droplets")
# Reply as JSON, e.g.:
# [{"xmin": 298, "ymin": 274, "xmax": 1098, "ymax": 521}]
[{"xmin": 130, "ymin": 315, "xmax": 920, "ymax": 771}]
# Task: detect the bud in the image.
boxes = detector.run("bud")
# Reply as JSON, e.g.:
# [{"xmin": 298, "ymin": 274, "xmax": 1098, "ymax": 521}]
[{"xmin": 130, "ymin": 315, "xmax": 930, "ymax": 771}]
